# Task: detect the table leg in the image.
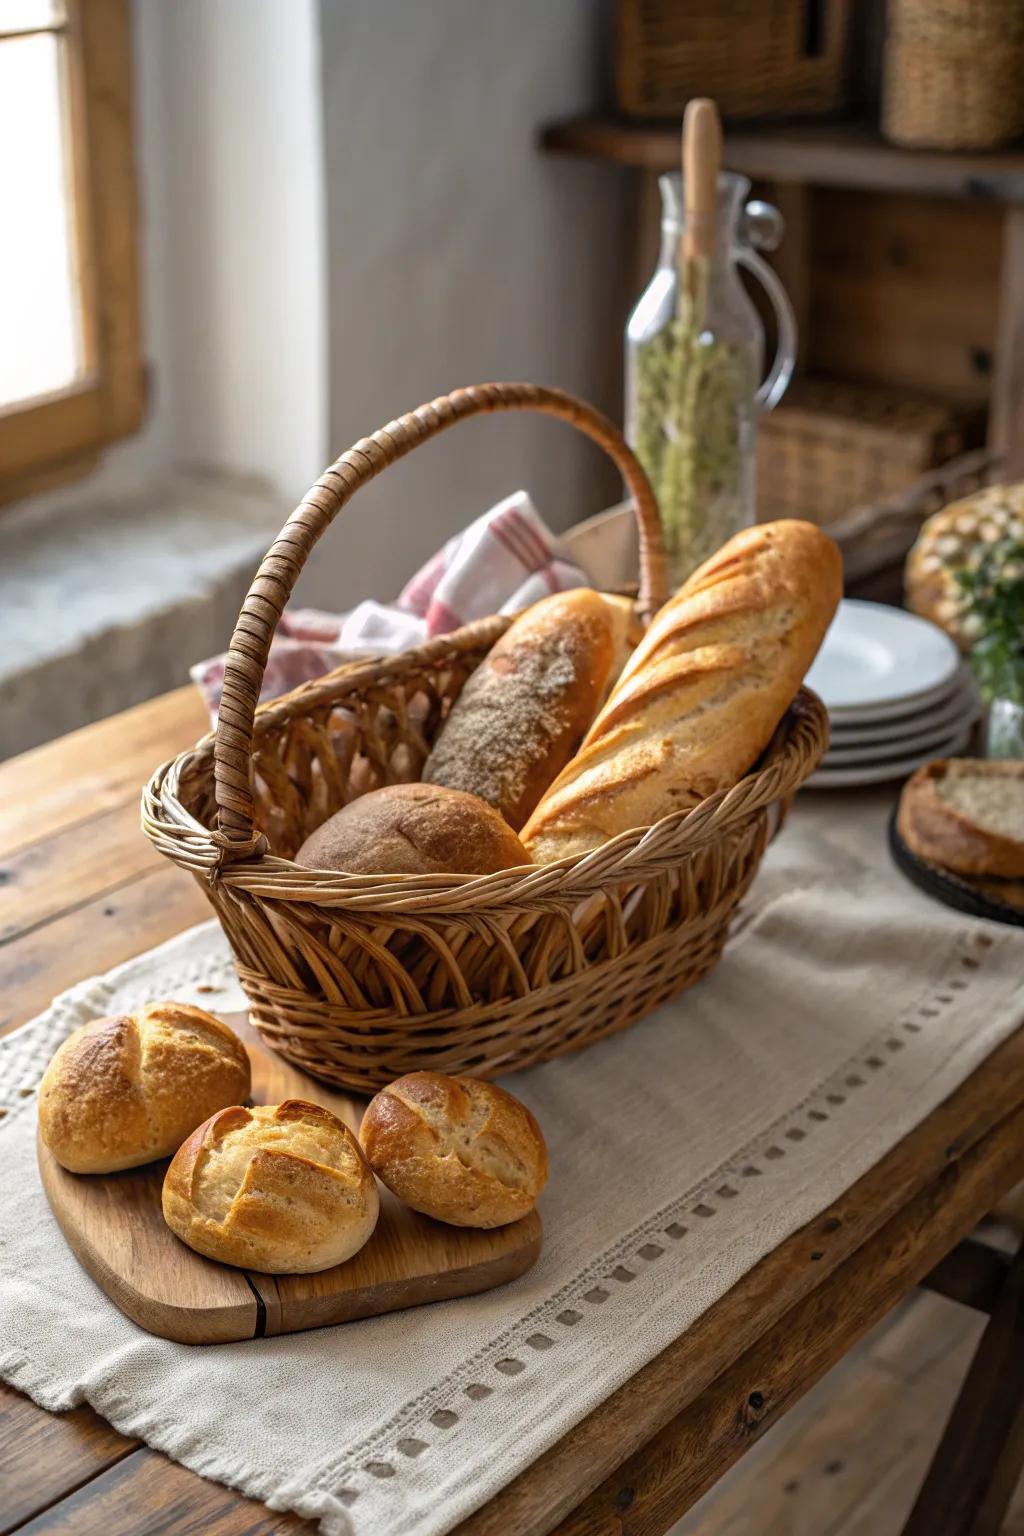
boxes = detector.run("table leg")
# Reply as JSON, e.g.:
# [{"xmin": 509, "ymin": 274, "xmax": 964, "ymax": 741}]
[{"xmin": 902, "ymin": 1236, "xmax": 1024, "ymax": 1534}]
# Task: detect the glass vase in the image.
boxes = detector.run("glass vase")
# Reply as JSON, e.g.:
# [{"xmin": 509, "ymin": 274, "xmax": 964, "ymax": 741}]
[{"xmin": 626, "ymin": 171, "xmax": 796, "ymax": 589}]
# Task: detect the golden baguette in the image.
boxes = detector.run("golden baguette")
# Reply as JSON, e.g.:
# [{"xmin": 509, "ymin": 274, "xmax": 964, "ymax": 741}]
[{"xmin": 521, "ymin": 521, "xmax": 842, "ymax": 862}]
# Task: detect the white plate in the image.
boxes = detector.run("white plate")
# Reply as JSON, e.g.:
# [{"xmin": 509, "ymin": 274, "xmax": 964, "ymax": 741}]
[
  {"xmin": 822, "ymin": 672, "xmax": 976, "ymax": 743},
  {"xmin": 823, "ymin": 709, "xmax": 979, "ymax": 765},
  {"xmin": 826, "ymin": 675, "xmax": 981, "ymax": 752},
  {"xmin": 806, "ymin": 726, "xmax": 974, "ymax": 789},
  {"xmin": 806, "ymin": 600, "xmax": 960, "ymax": 715},
  {"xmin": 822, "ymin": 673, "xmax": 966, "ymax": 725}
]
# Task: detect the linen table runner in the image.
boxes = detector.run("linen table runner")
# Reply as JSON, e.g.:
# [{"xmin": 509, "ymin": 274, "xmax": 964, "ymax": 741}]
[{"xmin": 1, "ymin": 792, "xmax": 1022, "ymax": 1536}]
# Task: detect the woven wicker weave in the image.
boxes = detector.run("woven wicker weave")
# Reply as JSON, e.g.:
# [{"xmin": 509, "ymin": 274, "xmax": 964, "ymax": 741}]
[
  {"xmin": 757, "ymin": 378, "xmax": 976, "ymax": 529},
  {"xmin": 143, "ymin": 383, "xmax": 828, "ymax": 1094},
  {"xmin": 883, "ymin": 0, "xmax": 1024, "ymax": 150},
  {"xmin": 615, "ymin": 0, "xmax": 852, "ymax": 121}
]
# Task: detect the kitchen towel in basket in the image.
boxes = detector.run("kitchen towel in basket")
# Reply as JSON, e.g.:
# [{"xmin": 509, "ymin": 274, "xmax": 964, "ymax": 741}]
[{"xmin": 191, "ymin": 491, "xmax": 586, "ymax": 719}]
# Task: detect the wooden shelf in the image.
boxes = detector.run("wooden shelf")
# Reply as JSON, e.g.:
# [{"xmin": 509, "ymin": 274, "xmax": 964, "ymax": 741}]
[{"xmin": 541, "ymin": 116, "xmax": 1024, "ymax": 203}]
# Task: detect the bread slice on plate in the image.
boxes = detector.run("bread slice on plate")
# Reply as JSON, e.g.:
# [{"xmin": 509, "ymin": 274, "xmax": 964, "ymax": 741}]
[{"xmin": 897, "ymin": 758, "xmax": 1024, "ymax": 879}]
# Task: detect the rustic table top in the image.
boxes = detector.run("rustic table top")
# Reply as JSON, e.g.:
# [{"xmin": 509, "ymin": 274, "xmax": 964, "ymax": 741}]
[{"xmin": 3, "ymin": 686, "xmax": 1023, "ymax": 1536}]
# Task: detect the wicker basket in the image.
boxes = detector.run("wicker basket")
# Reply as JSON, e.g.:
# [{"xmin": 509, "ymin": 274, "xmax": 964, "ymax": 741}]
[
  {"xmin": 757, "ymin": 378, "xmax": 979, "ymax": 529},
  {"xmin": 828, "ymin": 446, "xmax": 1003, "ymax": 586},
  {"xmin": 615, "ymin": 0, "xmax": 852, "ymax": 120},
  {"xmin": 882, "ymin": 0, "xmax": 1024, "ymax": 150},
  {"xmin": 143, "ymin": 383, "xmax": 828, "ymax": 1095}
]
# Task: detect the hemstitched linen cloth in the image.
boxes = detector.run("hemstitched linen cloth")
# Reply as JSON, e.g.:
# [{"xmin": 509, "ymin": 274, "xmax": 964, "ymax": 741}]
[{"xmin": 2, "ymin": 794, "xmax": 1023, "ymax": 1536}]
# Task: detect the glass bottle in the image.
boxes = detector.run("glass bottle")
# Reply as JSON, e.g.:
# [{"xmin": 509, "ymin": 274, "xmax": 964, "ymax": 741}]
[{"xmin": 626, "ymin": 171, "xmax": 797, "ymax": 588}]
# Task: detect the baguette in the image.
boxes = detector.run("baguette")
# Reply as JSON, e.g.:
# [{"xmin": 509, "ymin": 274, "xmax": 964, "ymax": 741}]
[
  {"xmin": 422, "ymin": 589, "xmax": 639, "ymax": 831},
  {"xmin": 521, "ymin": 521, "xmax": 842, "ymax": 862}
]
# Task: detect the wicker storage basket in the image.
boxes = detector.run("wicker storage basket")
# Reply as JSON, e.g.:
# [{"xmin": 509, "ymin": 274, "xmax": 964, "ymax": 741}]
[
  {"xmin": 143, "ymin": 383, "xmax": 828, "ymax": 1094},
  {"xmin": 828, "ymin": 446, "xmax": 1002, "ymax": 586},
  {"xmin": 757, "ymin": 378, "xmax": 978, "ymax": 529},
  {"xmin": 882, "ymin": 0, "xmax": 1024, "ymax": 150},
  {"xmin": 615, "ymin": 0, "xmax": 852, "ymax": 121}
]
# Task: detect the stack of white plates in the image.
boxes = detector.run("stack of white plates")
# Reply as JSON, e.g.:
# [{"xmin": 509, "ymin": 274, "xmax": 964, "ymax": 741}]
[{"xmin": 804, "ymin": 600, "xmax": 981, "ymax": 789}]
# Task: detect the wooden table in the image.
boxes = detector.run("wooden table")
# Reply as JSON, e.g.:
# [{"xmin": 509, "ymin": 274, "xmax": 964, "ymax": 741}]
[{"xmin": 3, "ymin": 688, "xmax": 1024, "ymax": 1535}]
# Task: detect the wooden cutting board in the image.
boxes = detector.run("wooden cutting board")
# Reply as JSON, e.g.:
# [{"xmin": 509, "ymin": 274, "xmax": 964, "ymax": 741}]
[{"xmin": 38, "ymin": 1014, "xmax": 542, "ymax": 1345}]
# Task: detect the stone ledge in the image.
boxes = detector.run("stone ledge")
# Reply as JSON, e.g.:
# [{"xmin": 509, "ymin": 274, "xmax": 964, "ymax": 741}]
[{"xmin": 1, "ymin": 470, "xmax": 286, "ymax": 759}]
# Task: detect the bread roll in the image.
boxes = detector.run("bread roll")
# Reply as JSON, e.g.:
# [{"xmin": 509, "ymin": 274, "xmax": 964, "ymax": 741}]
[
  {"xmin": 360, "ymin": 1072, "xmax": 547, "ymax": 1229},
  {"xmin": 422, "ymin": 589, "xmax": 640, "ymax": 830},
  {"xmin": 295, "ymin": 783, "xmax": 528, "ymax": 877},
  {"xmin": 38, "ymin": 1002, "xmax": 251, "ymax": 1174},
  {"xmin": 898, "ymin": 758, "xmax": 1024, "ymax": 878},
  {"xmin": 522, "ymin": 521, "xmax": 842, "ymax": 862},
  {"xmin": 162, "ymin": 1099, "xmax": 379, "ymax": 1273}
]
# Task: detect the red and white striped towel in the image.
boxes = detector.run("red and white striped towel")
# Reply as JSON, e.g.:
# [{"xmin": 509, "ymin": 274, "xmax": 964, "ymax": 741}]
[{"xmin": 191, "ymin": 491, "xmax": 587, "ymax": 721}]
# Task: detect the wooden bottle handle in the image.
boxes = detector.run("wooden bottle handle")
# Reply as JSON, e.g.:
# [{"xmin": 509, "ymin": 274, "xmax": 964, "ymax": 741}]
[{"xmin": 212, "ymin": 383, "xmax": 666, "ymax": 852}]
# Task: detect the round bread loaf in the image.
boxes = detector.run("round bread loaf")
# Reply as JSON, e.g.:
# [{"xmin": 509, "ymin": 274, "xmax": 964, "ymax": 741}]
[
  {"xmin": 38, "ymin": 1002, "xmax": 251, "ymax": 1174},
  {"xmin": 905, "ymin": 483, "xmax": 1024, "ymax": 649},
  {"xmin": 294, "ymin": 782, "xmax": 529, "ymax": 877},
  {"xmin": 360, "ymin": 1072, "xmax": 547, "ymax": 1228},
  {"xmin": 422, "ymin": 589, "xmax": 640, "ymax": 830},
  {"xmin": 162, "ymin": 1099, "xmax": 379, "ymax": 1273},
  {"xmin": 897, "ymin": 758, "xmax": 1024, "ymax": 878}
]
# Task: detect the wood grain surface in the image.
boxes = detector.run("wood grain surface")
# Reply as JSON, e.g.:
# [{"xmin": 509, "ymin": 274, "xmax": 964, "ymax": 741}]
[
  {"xmin": 39, "ymin": 1016, "xmax": 541, "ymax": 1345},
  {"xmin": 3, "ymin": 685, "xmax": 1024, "ymax": 1534},
  {"xmin": 540, "ymin": 116, "xmax": 1024, "ymax": 203}
]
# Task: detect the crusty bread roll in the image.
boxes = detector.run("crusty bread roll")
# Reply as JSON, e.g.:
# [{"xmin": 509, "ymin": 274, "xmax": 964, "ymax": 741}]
[
  {"xmin": 521, "ymin": 521, "xmax": 842, "ymax": 862},
  {"xmin": 905, "ymin": 483, "xmax": 1024, "ymax": 650},
  {"xmin": 360, "ymin": 1072, "xmax": 547, "ymax": 1229},
  {"xmin": 162, "ymin": 1099, "xmax": 379, "ymax": 1273},
  {"xmin": 898, "ymin": 758, "xmax": 1024, "ymax": 878},
  {"xmin": 38, "ymin": 1002, "xmax": 251, "ymax": 1174},
  {"xmin": 295, "ymin": 783, "xmax": 529, "ymax": 877},
  {"xmin": 422, "ymin": 589, "xmax": 641, "ymax": 830}
]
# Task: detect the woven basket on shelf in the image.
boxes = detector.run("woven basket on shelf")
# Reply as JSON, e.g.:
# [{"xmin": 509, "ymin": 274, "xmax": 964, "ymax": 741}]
[
  {"xmin": 143, "ymin": 383, "xmax": 827, "ymax": 1095},
  {"xmin": 757, "ymin": 378, "xmax": 979, "ymax": 529},
  {"xmin": 615, "ymin": 0, "xmax": 852, "ymax": 120},
  {"xmin": 828, "ymin": 445, "xmax": 1003, "ymax": 585},
  {"xmin": 882, "ymin": 0, "xmax": 1024, "ymax": 150}
]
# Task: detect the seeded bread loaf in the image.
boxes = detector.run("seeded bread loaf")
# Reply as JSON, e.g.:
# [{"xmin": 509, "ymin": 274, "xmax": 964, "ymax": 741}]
[
  {"xmin": 521, "ymin": 521, "xmax": 842, "ymax": 862},
  {"xmin": 422, "ymin": 589, "xmax": 640, "ymax": 831},
  {"xmin": 897, "ymin": 758, "xmax": 1024, "ymax": 878}
]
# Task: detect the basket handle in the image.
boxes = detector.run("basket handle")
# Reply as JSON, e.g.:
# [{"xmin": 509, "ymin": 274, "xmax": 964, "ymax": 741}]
[{"xmin": 213, "ymin": 382, "xmax": 666, "ymax": 854}]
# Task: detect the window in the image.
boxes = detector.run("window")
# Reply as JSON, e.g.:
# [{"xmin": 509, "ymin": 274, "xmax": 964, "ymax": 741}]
[{"xmin": 0, "ymin": 0, "xmax": 142, "ymax": 501}]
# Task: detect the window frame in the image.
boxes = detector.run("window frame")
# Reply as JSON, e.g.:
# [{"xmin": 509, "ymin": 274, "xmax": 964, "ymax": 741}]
[{"xmin": 0, "ymin": 0, "xmax": 143, "ymax": 501}]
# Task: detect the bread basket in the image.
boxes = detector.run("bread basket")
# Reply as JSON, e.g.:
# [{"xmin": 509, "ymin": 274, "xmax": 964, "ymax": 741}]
[{"xmin": 143, "ymin": 383, "xmax": 828, "ymax": 1093}]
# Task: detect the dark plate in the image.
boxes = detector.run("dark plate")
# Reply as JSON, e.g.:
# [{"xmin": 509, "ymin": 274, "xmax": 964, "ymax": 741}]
[{"xmin": 888, "ymin": 810, "xmax": 1024, "ymax": 929}]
